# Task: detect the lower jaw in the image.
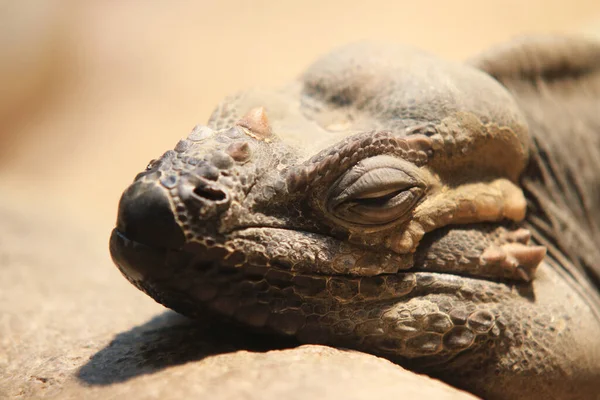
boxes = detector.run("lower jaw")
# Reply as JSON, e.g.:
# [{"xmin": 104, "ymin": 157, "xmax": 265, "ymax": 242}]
[
  {"xmin": 110, "ymin": 228, "xmax": 170, "ymax": 283},
  {"xmin": 110, "ymin": 228, "xmax": 519, "ymax": 366}
]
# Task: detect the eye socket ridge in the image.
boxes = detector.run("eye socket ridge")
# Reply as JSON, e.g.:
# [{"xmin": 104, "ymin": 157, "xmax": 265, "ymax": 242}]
[{"xmin": 327, "ymin": 155, "xmax": 426, "ymax": 226}]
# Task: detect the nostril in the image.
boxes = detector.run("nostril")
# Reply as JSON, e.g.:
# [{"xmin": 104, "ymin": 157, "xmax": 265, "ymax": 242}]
[
  {"xmin": 178, "ymin": 176, "xmax": 231, "ymax": 217},
  {"xmin": 193, "ymin": 185, "xmax": 227, "ymax": 202}
]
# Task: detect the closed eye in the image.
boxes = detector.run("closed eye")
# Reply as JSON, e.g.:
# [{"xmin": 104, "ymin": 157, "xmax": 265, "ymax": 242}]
[{"xmin": 327, "ymin": 155, "xmax": 426, "ymax": 226}]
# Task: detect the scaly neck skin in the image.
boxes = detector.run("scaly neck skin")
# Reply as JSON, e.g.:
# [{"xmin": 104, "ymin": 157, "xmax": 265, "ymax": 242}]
[{"xmin": 520, "ymin": 125, "xmax": 600, "ymax": 292}]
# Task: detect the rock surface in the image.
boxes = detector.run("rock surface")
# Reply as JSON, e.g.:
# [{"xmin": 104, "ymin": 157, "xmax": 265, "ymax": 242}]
[{"xmin": 0, "ymin": 196, "xmax": 476, "ymax": 399}]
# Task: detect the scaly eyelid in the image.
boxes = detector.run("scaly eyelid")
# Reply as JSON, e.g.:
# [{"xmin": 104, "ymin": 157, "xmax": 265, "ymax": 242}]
[
  {"xmin": 326, "ymin": 155, "xmax": 428, "ymax": 227},
  {"xmin": 345, "ymin": 167, "xmax": 417, "ymax": 200},
  {"xmin": 329, "ymin": 155, "xmax": 423, "ymax": 205}
]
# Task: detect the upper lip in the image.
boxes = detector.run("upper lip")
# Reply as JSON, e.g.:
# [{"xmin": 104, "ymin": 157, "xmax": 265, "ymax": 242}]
[{"xmin": 111, "ymin": 224, "xmax": 510, "ymax": 285}]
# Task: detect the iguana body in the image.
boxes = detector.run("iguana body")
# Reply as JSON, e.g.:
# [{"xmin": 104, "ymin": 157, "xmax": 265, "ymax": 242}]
[{"xmin": 110, "ymin": 36, "xmax": 600, "ymax": 399}]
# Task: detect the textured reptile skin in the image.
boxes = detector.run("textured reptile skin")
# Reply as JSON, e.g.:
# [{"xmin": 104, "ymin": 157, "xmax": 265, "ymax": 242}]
[{"xmin": 110, "ymin": 36, "xmax": 600, "ymax": 399}]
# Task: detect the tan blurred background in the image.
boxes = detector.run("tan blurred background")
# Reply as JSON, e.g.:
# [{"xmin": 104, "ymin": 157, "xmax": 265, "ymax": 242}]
[{"xmin": 1, "ymin": 0, "xmax": 600, "ymax": 236}]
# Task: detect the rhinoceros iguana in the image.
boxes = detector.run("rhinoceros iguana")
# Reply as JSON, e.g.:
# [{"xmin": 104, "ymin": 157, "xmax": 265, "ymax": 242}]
[{"xmin": 109, "ymin": 36, "xmax": 600, "ymax": 399}]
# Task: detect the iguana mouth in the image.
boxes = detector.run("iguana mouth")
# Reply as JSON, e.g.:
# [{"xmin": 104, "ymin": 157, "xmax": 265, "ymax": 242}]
[{"xmin": 110, "ymin": 220, "xmax": 542, "ymax": 289}]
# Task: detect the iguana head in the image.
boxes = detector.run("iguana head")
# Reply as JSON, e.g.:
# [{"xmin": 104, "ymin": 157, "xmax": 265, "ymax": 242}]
[{"xmin": 110, "ymin": 43, "xmax": 546, "ymax": 363}]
